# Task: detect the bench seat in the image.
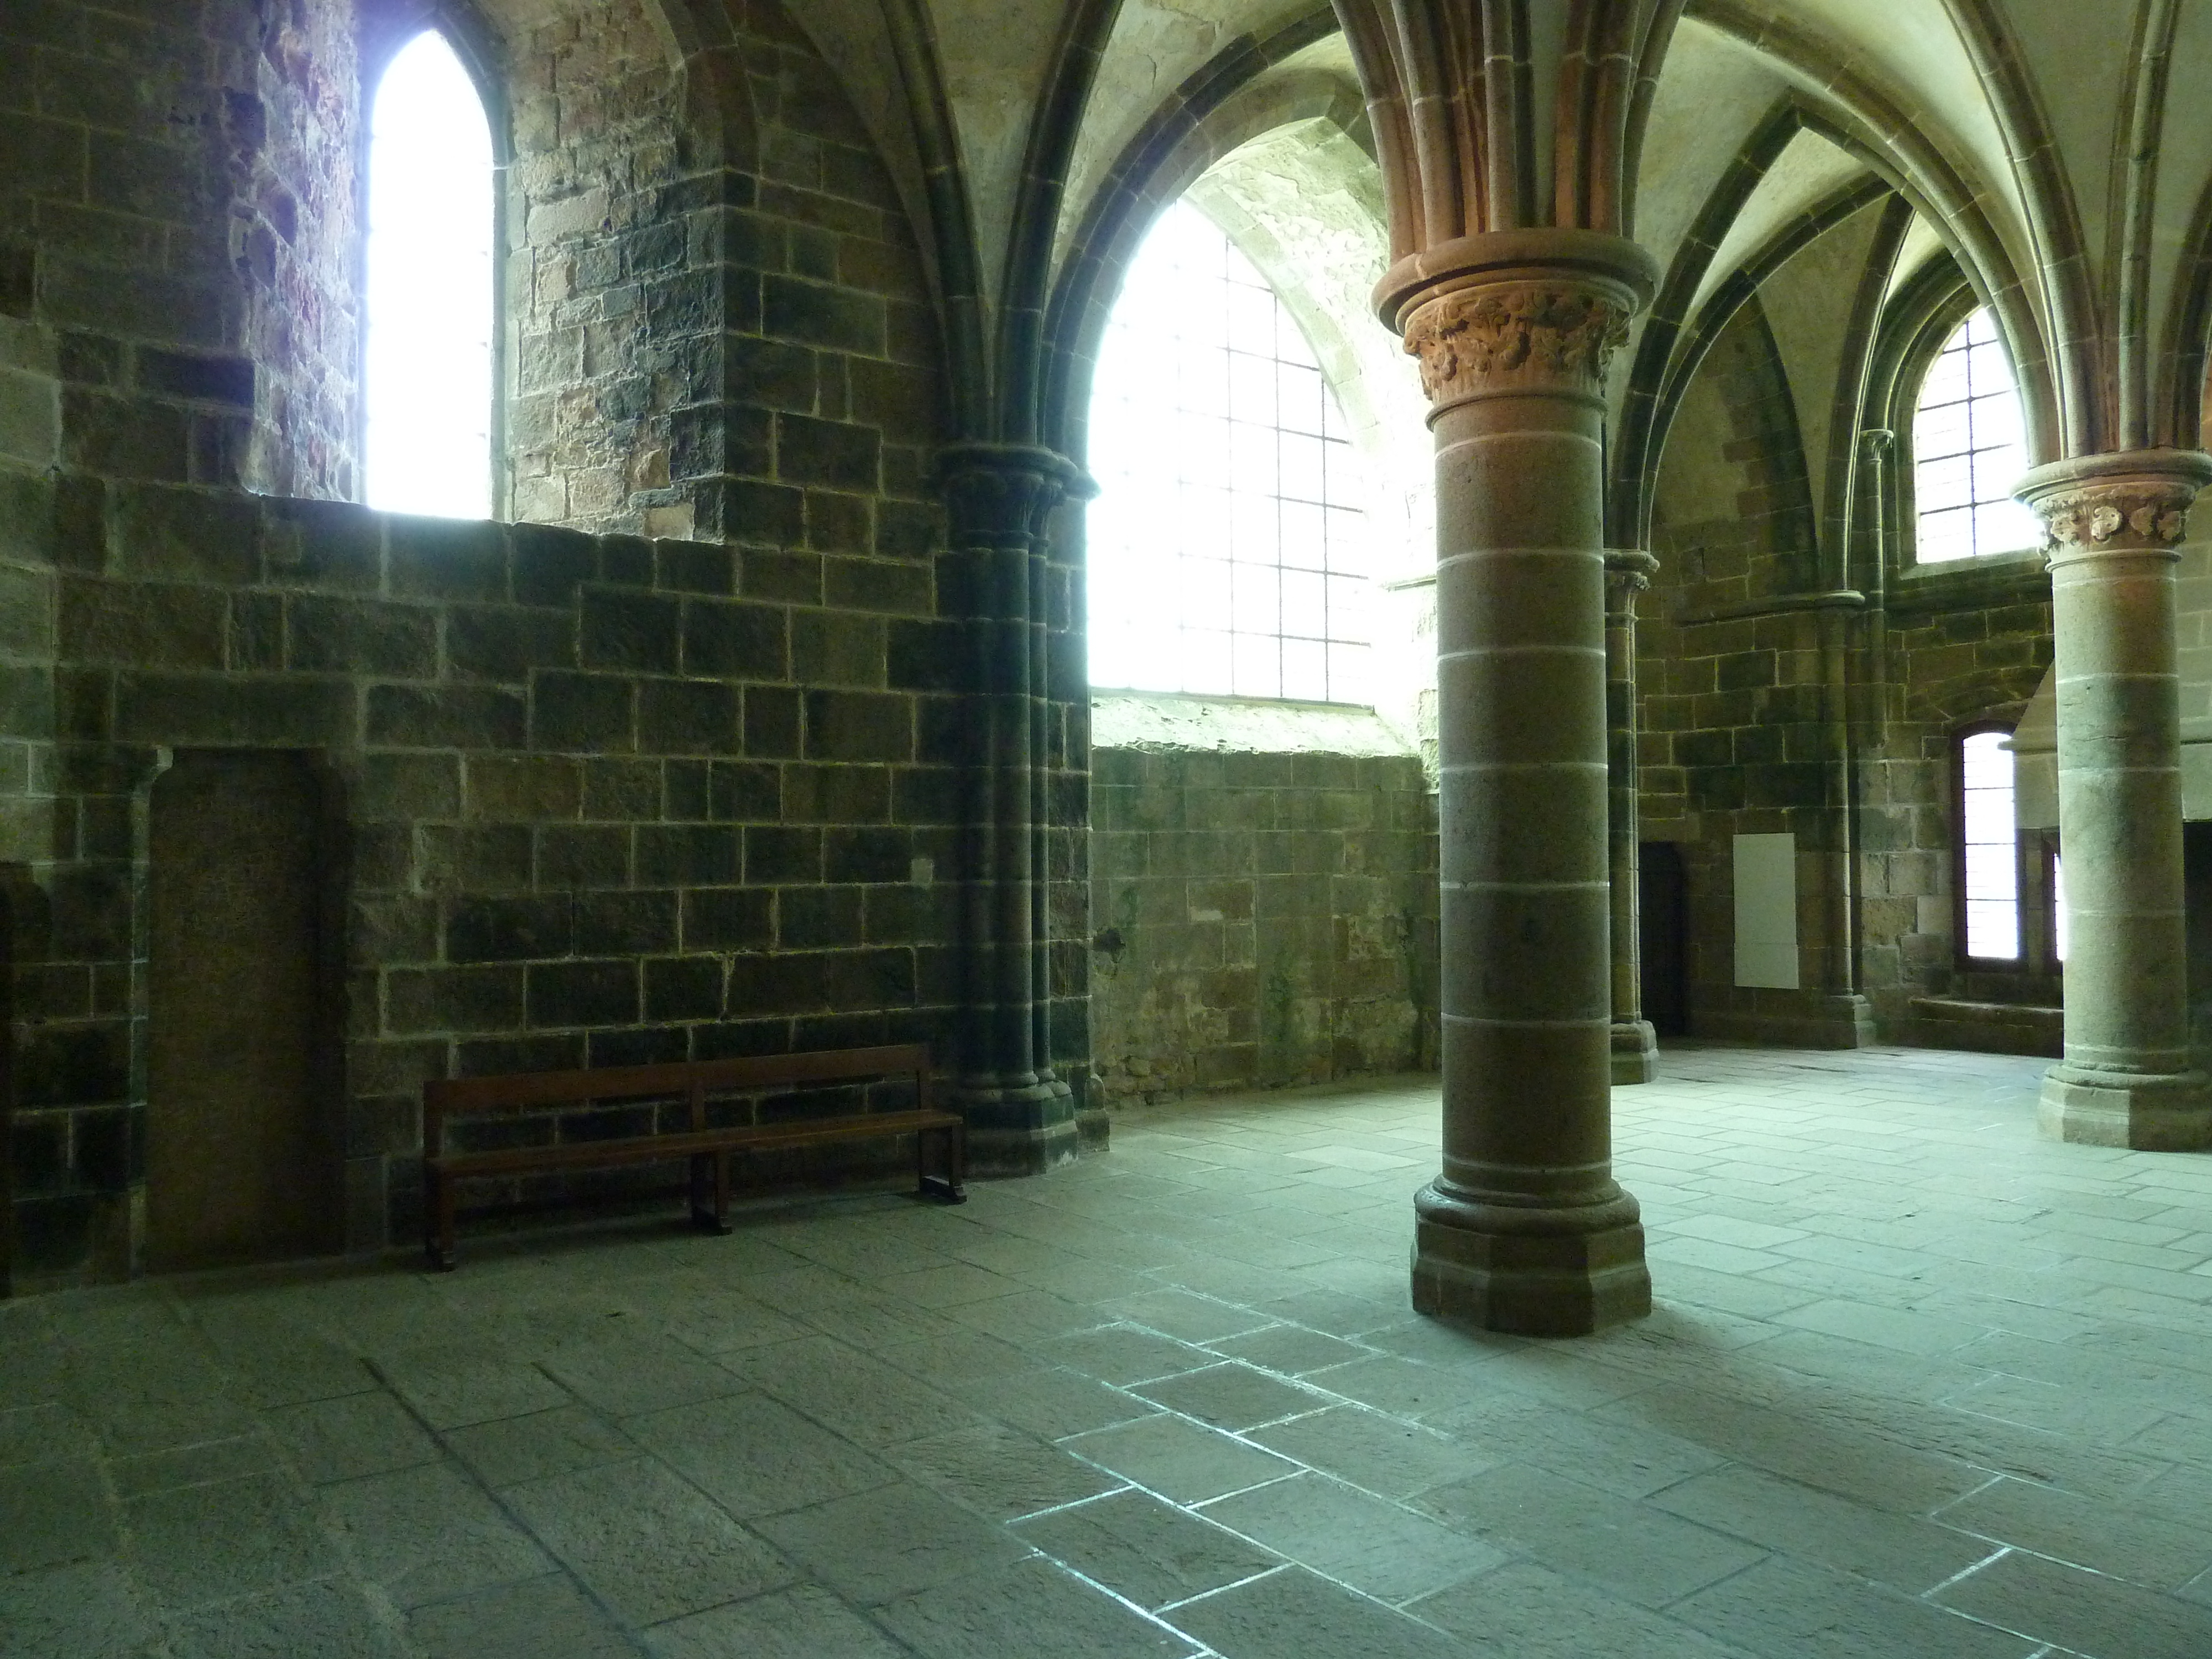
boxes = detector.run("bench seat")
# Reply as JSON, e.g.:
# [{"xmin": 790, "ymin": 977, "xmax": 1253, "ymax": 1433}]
[{"xmin": 421, "ymin": 1045, "xmax": 963, "ymax": 1270}]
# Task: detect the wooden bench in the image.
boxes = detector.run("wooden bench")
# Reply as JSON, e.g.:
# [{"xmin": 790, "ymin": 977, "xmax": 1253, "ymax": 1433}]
[{"xmin": 420, "ymin": 1042, "xmax": 964, "ymax": 1270}]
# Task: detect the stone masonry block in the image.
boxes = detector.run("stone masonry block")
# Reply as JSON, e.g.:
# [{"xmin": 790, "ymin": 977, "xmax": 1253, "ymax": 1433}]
[
  {"xmin": 581, "ymin": 588, "xmax": 681, "ymax": 672},
  {"xmin": 465, "ymin": 755, "xmax": 582, "ymax": 821},
  {"xmin": 682, "ymin": 888, "xmax": 773, "ymax": 951},
  {"xmin": 367, "ymin": 685, "xmax": 526, "ymax": 750},
  {"xmin": 527, "ymin": 959, "xmax": 639, "ymax": 1028},
  {"xmin": 804, "ymin": 689, "xmax": 909, "ymax": 761},
  {"xmin": 531, "ymin": 672, "xmax": 635, "ymax": 753},
  {"xmin": 387, "ymin": 515, "xmax": 508, "ymax": 602},
  {"xmin": 116, "ymin": 672, "xmax": 351, "ymax": 745}
]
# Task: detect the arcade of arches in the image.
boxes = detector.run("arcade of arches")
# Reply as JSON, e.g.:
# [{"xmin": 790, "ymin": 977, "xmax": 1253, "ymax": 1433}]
[{"xmin": 10, "ymin": 0, "xmax": 2212, "ymax": 1651}]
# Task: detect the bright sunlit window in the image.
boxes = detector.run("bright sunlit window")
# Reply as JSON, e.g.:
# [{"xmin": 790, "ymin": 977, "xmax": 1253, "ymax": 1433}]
[
  {"xmin": 1960, "ymin": 727, "xmax": 2020, "ymax": 961},
  {"xmin": 366, "ymin": 31, "xmax": 494, "ymax": 517},
  {"xmin": 1912, "ymin": 309, "xmax": 2039, "ymax": 563},
  {"xmin": 1087, "ymin": 200, "xmax": 1368, "ymax": 702}
]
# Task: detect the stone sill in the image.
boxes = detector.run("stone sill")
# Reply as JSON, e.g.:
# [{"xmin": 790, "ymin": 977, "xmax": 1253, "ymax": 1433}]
[
  {"xmin": 1888, "ymin": 554, "xmax": 2050, "ymax": 615},
  {"xmin": 1091, "ymin": 691, "xmax": 1417, "ymax": 758}
]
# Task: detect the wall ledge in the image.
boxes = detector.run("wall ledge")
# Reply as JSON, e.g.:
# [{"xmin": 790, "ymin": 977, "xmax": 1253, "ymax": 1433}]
[{"xmin": 1091, "ymin": 691, "xmax": 1416, "ymax": 757}]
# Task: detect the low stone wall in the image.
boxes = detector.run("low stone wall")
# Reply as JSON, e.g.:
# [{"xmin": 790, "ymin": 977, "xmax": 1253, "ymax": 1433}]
[{"xmin": 1088, "ymin": 694, "xmax": 1438, "ymax": 1104}]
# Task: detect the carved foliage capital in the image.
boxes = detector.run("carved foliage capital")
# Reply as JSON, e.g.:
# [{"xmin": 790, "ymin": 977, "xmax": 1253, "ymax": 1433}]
[
  {"xmin": 1402, "ymin": 283, "xmax": 1632, "ymax": 404},
  {"xmin": 2031, "ymin": 479, "xmax": 2195, "ymax": 557}
]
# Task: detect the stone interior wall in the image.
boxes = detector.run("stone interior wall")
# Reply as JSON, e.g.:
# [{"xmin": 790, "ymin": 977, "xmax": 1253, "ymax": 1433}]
[
  {"xmin": 504, "ymin": 0, "xmax": 942, "ymax": 549},
  {"xmin": 1859, "ymin": 560, "xmax": 2055, "ymax": 1046},
  {"xmin": 1642, "ymin": 298, "xmax": 1853, "ymax": 1044},
  {"xmin": 1, "ymin": 0, "xmax": 358, "ymax": 497},
  {"xmin": 0, "ymin": 478, "xmax": 968, "ymax": 1287},
  {"xmin": 1644, "ymin": 298, "xmax": 2059, "ymax": 1051},
  {"xmin": 1088, "ymin": 703, "xmax": 1437, "ymax": 1105}
]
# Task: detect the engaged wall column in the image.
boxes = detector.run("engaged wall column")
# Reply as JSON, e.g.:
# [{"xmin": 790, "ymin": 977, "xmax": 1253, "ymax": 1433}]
[{"xmin": 1606, "ymin": 549, "xmax": 1659, "ymax": 1084}]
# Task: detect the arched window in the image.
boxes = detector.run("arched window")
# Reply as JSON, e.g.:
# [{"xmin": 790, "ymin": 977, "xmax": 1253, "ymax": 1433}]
[
  {"xmin": 365, "ymin": 31, "xmax": 495, "ymax": 518},
  {"xmin": 1912, "ymin": 308, "xmax": 2040, "ymax": 563},
  {"xmin": 1087, "ymin": 201, "xmax": 1368, "ymax": 702}
]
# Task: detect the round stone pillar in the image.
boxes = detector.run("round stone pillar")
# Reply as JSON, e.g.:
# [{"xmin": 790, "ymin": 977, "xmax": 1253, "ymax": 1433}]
[
  {"xmin": 1380, "ymin": 231, "xmax": 1656, "ymax": 1336},
  {"xmin": 1605, "ymin": 550, "xmax": 1660, "ymax": 1085},
  {"xmin": 2016, "ymin": 450, "xmax": 2212, "ymax": 1150}
]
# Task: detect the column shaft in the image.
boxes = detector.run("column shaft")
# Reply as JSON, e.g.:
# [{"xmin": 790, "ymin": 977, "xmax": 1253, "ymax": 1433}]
[
  {"xmin": 2018, "ymin": 451, "xmax": 2212, "ymax": 1149},
  {"xmin": 1385, "ymin": 233, "xmax": 1656, "ymax": 1336}
]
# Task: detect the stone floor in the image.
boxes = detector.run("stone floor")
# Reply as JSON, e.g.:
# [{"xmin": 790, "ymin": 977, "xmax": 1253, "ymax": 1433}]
[{"xmin": 8, "ymin": 1045, "xmax": 2212, "ymax": 1657}]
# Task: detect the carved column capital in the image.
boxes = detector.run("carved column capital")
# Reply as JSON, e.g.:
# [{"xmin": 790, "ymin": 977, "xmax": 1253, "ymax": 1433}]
[
  {"xmin": 2015, "ymin": 450, "xmax": 2212, "ymax": 569},
  {"xmin": 935, "ymin": 443, "xmax": 1079, "ymax": 544},
  {"xmin": 1604, "ymin": 548, "xmax": 1659, "ymax": 598},
  {"xmin": 1402, "ymin": 282, "xmax": 1634, "ymax": 404}
]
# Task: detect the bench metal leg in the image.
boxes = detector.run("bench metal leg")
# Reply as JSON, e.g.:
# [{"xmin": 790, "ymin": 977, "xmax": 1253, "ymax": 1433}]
[
  {"xmin": 917, "ymin": 1123, "xmax": 967, "ymax": 1204},
  {"xmin": 688, "ymin": 1152, "xmax": 733, "ymax": 1235},
  {"xmin": 426, "ymin": 1168, "xmax": 457, "ymax": 1272}
]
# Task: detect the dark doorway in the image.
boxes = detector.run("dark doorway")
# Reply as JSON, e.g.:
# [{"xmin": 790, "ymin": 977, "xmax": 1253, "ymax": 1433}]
[
  {"xmin": 147, "ymin": 751, "xmax": 341, "ymax": 1271},
  {"xmin": 1641, "ymin": 840, "xmax": 1689, "ymax": 1039}
]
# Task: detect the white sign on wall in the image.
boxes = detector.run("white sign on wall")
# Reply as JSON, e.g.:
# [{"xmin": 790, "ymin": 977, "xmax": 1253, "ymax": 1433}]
[{"xmin": 1734, "ymin": 832, "xmax": 1800, "ymax": 990}]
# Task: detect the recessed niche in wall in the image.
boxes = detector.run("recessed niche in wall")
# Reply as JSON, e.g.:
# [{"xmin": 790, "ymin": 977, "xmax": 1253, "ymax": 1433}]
[{"xmin": 147, "ymin": 751, "xmax": 341, "ymax": 1271}]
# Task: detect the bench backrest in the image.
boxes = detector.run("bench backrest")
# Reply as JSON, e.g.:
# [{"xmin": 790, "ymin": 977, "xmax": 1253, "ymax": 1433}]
[{"xmin": 423, "ymin": 1042, "xmax": 933, "ymax": 1155}]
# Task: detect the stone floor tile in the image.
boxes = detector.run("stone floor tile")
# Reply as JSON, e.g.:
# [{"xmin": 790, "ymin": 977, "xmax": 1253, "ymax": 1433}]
[
  {"xmin": 718, "ymin": 1334, "xmax": 983, "ymax": 1446},
  {"xmin": 373, "ymin": 1344, "xmax": 572, "ymax": 1430},
  {"xmin": 1609, "ymin": 1382, "xmax": 1987, "ymax": 1512},
  {"xmin": 1129, "ymin": 1362, "xmax": 1331, "ymax": 1430},
  {"xmin": 1246, "ymin": 1405, "xmax": 1489, "ymax": 1499},
  {"xmin": 1672, "ymin": 1553, "xmax": 2032, "ymax": 1659},
  {"xmin": 0, "ymin": 1454, "xmax": 118, "ymax": 1573},
  {"xmin": 536, "ymin": 1331, "xmax": 748, "ymax": 1418},
  {"xmin": 442, "ymin": 1404, "xmax": 638, "ymax": 1489},
  {"xmin": 645, "ymin": 1583, "xmax": 908, "ymax": 1658},
  {"xmin": 187, "ymin": 1311, "xmax": 378, "ymax": 1410},
  {"xmin": 654, "ymin": 1289, "xmax": 813, "ymax": 1355},
  {"xmin": 1771, "ymin": 1297, "xmax": 1987, "ymax": 1356},
  {"xmin": 505, "ymin": 1456, "xmax": 794, "ymax": 1624},
  {"xmin": 1062, "ymin": 1412, "xmax": 1299, "ymax": 1504},
  {"xmin": 957, "ymin": 1364, "xmax": 1155, "ymax": 1439},
  {"xmin": 877, "ymin": 1263, "xmax": 1027, "ymax": 1309},
  {"xmin": 0, "ymin": 1558, "xmax": 160, "ymax": 1659},
  {"xmin": 1165, "ymin": 1564, "xmax": 1469, "ymax": 1659},
  {"xmin": 1653, "ymin": 1464, "xmax": 1995, "ymax": 1593},
  {"xmin": 946, "ymin": 1288, "xmax": 1115, "ymax": 1347},
  {"xmin": 1422, "ymin": 1459, "xmax": 1765, "ymax": 1608},
  {"xmin": 267, "ymin": 1391, "xmax": 440, "ymax": 1484},
  {"xmin": 1936, "ymin": 1473, "xmax": 2212, "ymax": 1589},
  {"xmin": 1411, "ymin": 1559, "xmax": 1755, "ymax": 1658},
  {"xmin": 1042, "ymin": 1324, "xmax": 1217, "ymax": 1385},
  {"xmin": 1943, "ymin": 1371, "xmax": 2172, "ymax": 1446},
  {"xmin": 0, "ymin": 1402, "xmax": 92, "ymax": 1469},
  {"xmin": 1301, "ymin": 1353, "xmax": 1493, "ymax": 1421},
  {"xmin": 626, "ymin": 1390, "xmax": 893, "ymax": 1519},
  {"xmin": 109, "ymin": 1431, "xmax": 288, "ymax": 1498},
  {"xmin": 1015, "ymin": 1487, "xmax": 1280, "ymax": 1610},
  {"xmin": 1434, "ymin": 1394, "xmax": 1726, "ymax": 1499},
  {"xmin": 1199, "ymin": 1469, "xmax": 1501, "ymax": 1605},
  {"xmin": 324, "ymin": 1460, "xmax": 552, "ymax": 1607},
  {"xmin": 1102, "ymin": 1289, "xmax": 1274, "ymax": 1343},
  {"xmin": 165, "ymin": 1576, "xmax": 408, "ymax": 1659},
  {"xmin": 123, "ymin": 1470, "xmax": 338, "ymax": 1609},
  {"xmin": 406, "ymin": 1574, "xmax": 637, "ymax": 1659},
  {"xmin": 1934, "ymin": 1546, "xmax": 2212, "ymax": 1659},
  {"xmin": 875, "ymin": 1556, "xmax": 1201, "ymax": 1657},
  {"xmin": 752, "ymin": 1479, "xmax": 1031, "ymax": 1605},
  {"xmin": 65, "ymin": 1343, "xmax": 263, "ymax": 1458},
  {"xmin": 888, "ymin": 1421, "xmax": 1125, "ymax": 1520},
  {"xmin": 1206, "ymin": 1323, "xmax": 1375, "ymax": 1375}
]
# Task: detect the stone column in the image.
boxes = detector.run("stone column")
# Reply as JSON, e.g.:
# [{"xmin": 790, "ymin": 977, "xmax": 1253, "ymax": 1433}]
[
  {"xmin": 2016, "ymin": 449, "xmax": 2212, "ymax": 1149},
  {"xmin": 1605, "ymin": 549, "xmax": 1659, "ymax": 1084},
  {"xmin": 938, "ymin": 443, "xmax": 1080, "ymax": 1171},
  {"xmin": 1383, "ymin": 231, "xmax": 1656, "ymax": 1336}
]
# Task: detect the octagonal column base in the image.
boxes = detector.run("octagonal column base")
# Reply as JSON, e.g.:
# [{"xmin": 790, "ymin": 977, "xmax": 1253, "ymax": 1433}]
[
  {"xmin": 1610, "ymin": 1020, "xmax": 1658, "ymax": 1085},
  {"xmin": 2038, "ymin": 1066, "xmax": 2212, "ymax": 1150},
  {"xmin": 1410, "ymin": 1183, "xmax": 1651, "ymax": 1337}
]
